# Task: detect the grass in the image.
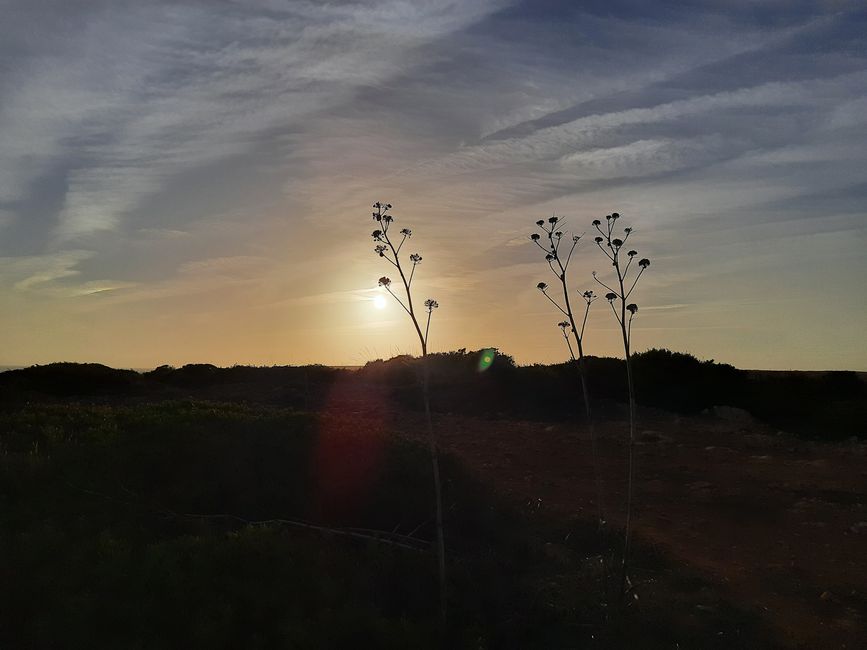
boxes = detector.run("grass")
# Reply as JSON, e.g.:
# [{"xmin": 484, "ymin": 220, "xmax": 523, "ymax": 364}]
[{"xmin": 0, "ymin": 400, "xmax": 776, "ymax": 648}]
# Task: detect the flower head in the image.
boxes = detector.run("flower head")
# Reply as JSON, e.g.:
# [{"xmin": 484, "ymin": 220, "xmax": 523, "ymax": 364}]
[
  {"xmin": 612, "ymin": 212, "xmax": 620, "ymax": 219},
  {"xmin": 594, "ymin": 236, "xmax": 603, "ymax": 244},
  {"xmin": 592, "ymin": 219, "xmax": 601, "ymax": 226},
  {"xmin": 371, "ymin": 229, "xmax": 383, "ymax": 240},
  {"xmin": 409, "ymin": 253, "xmax": 422, "ymax": 264},
  {"xmin": 639, "ymin": 258, "xmax": 651, "ymax": 269},
  {"xmin": 557, "ymin": 320, "xmax": 570, "ymax": 330},
  {"xmin": 582, "ymin": 290, "xmax": 595, "ymax": 300},
  {"xmin": 628, "ymin": 250, "xmax": 637, "ymax": 257},
  {"xmin": 555, "ymin": 231, "xmax": 563, "ymax": 239},
  {"xmin": 530, "ymin": 233, "xmax": 540, "ymax": 241},
  {"xmin": 612, "ymin": 238, "xmax": 623, "ymax": 247},
  {"xmin": 374, "ymin": 244, "xmax": 387, "ymax": 256},
  {"xmin": 424, "ymin": 298, "xmax": 439, "ymax": 311},
  {"xmin": 400, "ymin": 228, "xmax": 412, "ymax": 237},
  {"xmin": 624, "ymin": 227, "xmax": 632, "ymax": 234},
  {"xmin": 545, "ymin": 253, "xmax": 554, "ymax": 261},
  {"xmin": 626, "ymin": 303, "xmax": 638, "ymax": 314},
  {"xmin": 536, "ymin": 219, "xmax": 544, "ymax": 227},
  {"xmin": 605, "ymin": 292, "xmax": 617, "ymax": 302},
  {"xmin": 548, "ymin": 216, "xmax": 559, "ymax": 224},
  {"xmin": 537, "ymin": 282, "xmax": 548, "ymax": 291},
  {"xmin": 378, "ymin": 276, "xmax": 391, "ymax": 288},
  {"xmin": 572, "ymin": 234, "xmax": 581, "ymax": 242}
]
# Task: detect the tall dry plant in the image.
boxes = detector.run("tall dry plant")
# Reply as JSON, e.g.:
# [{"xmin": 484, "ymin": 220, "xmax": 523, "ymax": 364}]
[
  {"xmin": 531, "ymin": 216, "xmax": 606, "ymax": 529},
  {"xmin": 590, "ymin": 212, "xmax": 651, "ymax": 599},
  {"xmin": 370, "ymin": 201, "xmax": 447, "ymax": 625}
]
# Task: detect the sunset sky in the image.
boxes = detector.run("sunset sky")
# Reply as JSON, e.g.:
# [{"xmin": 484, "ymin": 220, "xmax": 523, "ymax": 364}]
[{"xmin": 1, "ymin": 0, "xmax": 865, "ymax": 370}]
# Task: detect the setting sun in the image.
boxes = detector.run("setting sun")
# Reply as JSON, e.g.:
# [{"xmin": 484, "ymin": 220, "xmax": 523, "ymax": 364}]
[{"xmin": 373, "ymin": 294, "xmax": 387, "ymax": 310}]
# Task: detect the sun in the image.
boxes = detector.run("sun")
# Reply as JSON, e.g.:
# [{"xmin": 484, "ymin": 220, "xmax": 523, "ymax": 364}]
[{"xmin": 373, "ymin": 294, "xmax": 387, "ymax": 310}]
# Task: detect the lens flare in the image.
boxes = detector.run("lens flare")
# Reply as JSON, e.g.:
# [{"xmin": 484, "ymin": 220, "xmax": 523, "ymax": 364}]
[
  {"xmin": 373, "ymin": 295, "xmax": 387, "ymax": 310},
  {"xmin": 477, "ymin": 348, "xmax": 496, "ymax": 372}
]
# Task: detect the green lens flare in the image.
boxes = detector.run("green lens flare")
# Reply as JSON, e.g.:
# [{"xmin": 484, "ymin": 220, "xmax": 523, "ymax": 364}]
[{"xmin": 477, "ymin": 348, "xmax": 496, "ymax": 372}]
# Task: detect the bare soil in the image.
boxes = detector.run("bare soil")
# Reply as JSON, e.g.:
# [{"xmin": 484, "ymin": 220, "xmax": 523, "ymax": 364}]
[{"xmin": 322, "ymin": 378, "xmax": 867, "ymax": 649}]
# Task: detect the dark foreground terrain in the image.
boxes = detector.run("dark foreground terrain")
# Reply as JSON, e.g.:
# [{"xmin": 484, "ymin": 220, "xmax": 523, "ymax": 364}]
[{"xmin": 1, "ymin": 353, "xmax": 864, "ymax": 648}]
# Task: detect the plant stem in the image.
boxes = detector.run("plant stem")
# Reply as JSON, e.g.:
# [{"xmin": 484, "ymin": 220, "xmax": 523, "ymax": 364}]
[
  {"xmin": 613, "ymin": 246, "xmax": 636, "ymax": 600},
  {"xmin": 422, "ymin": 355, "xmax": 447, "ymax": 626},
  {"xmin": 550, "ymin": 230, "xmax": 606, "ymax": 528},
  {"xmin": 379, "ymin": 213, "xmax": 447, "ymax": 626}
]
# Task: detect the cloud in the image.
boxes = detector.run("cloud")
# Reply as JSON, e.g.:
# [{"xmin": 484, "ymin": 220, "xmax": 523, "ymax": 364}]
[
  {"xmin": 0, "ymin": 0, "xmax": 511, "ymax": 240},
  {"xmin": 0, "ymin": 0, "xmax": 865, "ymax": 369}
]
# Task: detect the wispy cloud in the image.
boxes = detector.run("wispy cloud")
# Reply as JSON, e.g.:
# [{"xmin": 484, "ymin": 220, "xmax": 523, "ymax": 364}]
[{"xmin": 0, "ymin": 0, "xmax": 865, "ymax": 369}]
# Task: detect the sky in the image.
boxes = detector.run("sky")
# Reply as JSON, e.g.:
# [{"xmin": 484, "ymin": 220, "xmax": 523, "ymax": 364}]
[{"xmin": 1, "ymin": 0, "xmax": 865, "ymax": 370}]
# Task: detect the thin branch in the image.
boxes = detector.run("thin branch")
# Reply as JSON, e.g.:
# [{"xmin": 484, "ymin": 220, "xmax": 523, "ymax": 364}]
[
  {"xmin": 67, "ymin": 482, "xmax": 427, "ymax": 552},
  {"xmin": 580, "ymin": 300, "xmax": 592, "ymax": 339},
  {"xmin": 384, "ymin": 285, "xmax": 412, "ymax": 317},
  {"xmin": 595, "ymin": 241, "xmax": 614, "ymax": 262},
  {"xmin": 542, "ymin": 291, "xmax": 570, "ymax": 317},
  {"xmin": 532, "ymin": 239, "xmax": 551, "ymax": 254},
  {"xmin": 609, "ymin": 300, "xmax": 623, "ymax": 327},
  {"xmin": 592, "ymin": 273, "xmax": 618, "ymax": 295},
  {"xmin": 625, "ymin": 267, "xmax": 646, "ymax": 300},
  {"xmin": 564, "ymin": 237, "xmax": 581, "ymax": 269},
  {"xmin": 563, "ymin": 331, "xmax": 576, "ymax": 361}
]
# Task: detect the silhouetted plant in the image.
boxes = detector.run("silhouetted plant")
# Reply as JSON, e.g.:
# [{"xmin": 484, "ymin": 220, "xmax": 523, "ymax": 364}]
[
  {"xmin": 371, "ymin": 201, "xmax": 447, "ymax": 626},
  {"xmin": 531, "ymin": 216, "xmax": 606, "ymax": 529},
  {"xmin": 591, "ymin": 212, "xmax": 651, "ymax": 600}
]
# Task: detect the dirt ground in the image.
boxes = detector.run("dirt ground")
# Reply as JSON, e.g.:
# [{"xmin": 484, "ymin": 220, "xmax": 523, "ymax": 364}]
[{"xmin": 320, "ymin": 380, "xmax": 867, "ymax": 649}]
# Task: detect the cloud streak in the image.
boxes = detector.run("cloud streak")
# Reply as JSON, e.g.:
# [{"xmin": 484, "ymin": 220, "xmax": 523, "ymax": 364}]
[{"xmin": 0, "ymin": 0, "xmax": 865, "ymax": 370}]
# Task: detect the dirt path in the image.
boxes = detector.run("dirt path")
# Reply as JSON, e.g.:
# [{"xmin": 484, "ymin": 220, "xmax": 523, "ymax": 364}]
[{"xmin": 320, "ymin": 379, "xmax": 867, "ymax": 648}]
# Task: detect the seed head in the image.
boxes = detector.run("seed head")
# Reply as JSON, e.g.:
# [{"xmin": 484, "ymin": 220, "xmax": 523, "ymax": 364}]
[
  {"xmin": 537, "ymin": 282, "xmax": 548, "ymax": 291},
  {"xmin": 639, "ymin": 258, "xmax": 651, "ymax": 269},
  {"xmin": 594, "ymin": 236, "xmax": 603, "ymax": 244},
  {"xmin": 374, "ymin": 244, "xmax": 387, "ymax": 256},
  {"xmin": 605, "ymin": 292, "xmax": 617, "ymax": 302},
  {"xmin": 557, "ymin": 321, "xmax": 570, "ymax": 330},
  {"xmin": 592, "ymin": 219, "xmax": 601, "ymax": 226},
  {"xmin": 424, "ymin": 298, "xmax": 439, "ymax": 311},
  {"xmin": 536, "ymin": 220, "xmax": 544, "ymax": 227},
  {"xmin": 628, "ymin": 250, "xmax": 637, "ymax": 257},
  {"xmin": 530, "ymin": 233, "xmax": 541, "ymax": 241},
  {"xmin": 378, "ymin": 276, "xmax": 392, "ymax": 288},
  {"xmin": 626, "ymin": 303, "xmax": 638, "ymax": 314},
  {"xmin": 409, "ymin": 253, "xmax": 422, "ymax": 264},
  {"xmin": 400, "ymin": 228, "xmax": 412, "ymax": 237},
  {"xmin": 371, "ymin": 229, "xmax": 383, "ymax": 240}
]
